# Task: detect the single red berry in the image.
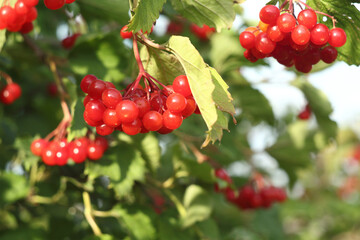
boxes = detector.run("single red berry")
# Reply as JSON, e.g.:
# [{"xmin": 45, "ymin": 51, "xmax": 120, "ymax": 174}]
[
  {"xmin": 291, "ymin": 25, "xmax": 310, "ymax": 45},
  {"xmin": 85, "ymin": 100, "xmax": 106, "ymax": 122},
  {"xmin": 142, "ymin": 111, "xmax": 163, "ymax": 131},
  {"xmin": 310, "ymin": 24, "xmax": 329, "ymax": 46},
  {"xmin": 120, "ymin": 25, "xmax": 133, "ymax": 39},
  {"xmin": 54, "ymin": 144, "xmax": 69, "ymax": 166},
  {"xmin": 72, "ymin": 137, "xmax": 90, "ymax": 149},
  {"xmin": 225, "ymin": 187, "xmax": 237, "ymax": 203},
  {"xmin": 328, "ymin": 28, "xmax": 347, "ymax": 47},
  {"xmin": 15, "ymin": 1, "xmax": 30, "ymax": 15},
  {"xmin": 102, "ymin": 88, "xmax": 122, "ymax": 109},
  {"xmin": 277, "ymin": 13, "xmax": 296, "ymax": 33},
  {"xmin": 41, "ymin": 142, "xmax": 57, "ymax": 166},
  {"xmin": 163, "ymin": 110, "xmax": 183, "ymax": 130},
  {"xmin": 150, "ymin": 93, "xmax": 167, "ymax": 112},
  {"xmin": 0, "ymin": 6, "xmax": 16, "ymax": 27},
  {"xmin": 294, "ymin": 59, "xmax": 312, "ymax": 73},
  {"xmin": 320, "ymin": 46, "xmax": 338, "ymax": 64},
  {"xmin": 181, "ymin": 97, "xmax": 196, "ymax": 118},
  {"xmin": 298, "ymin": 104, "xmax": 311, "ymax": 119},
  {"xmin": 69, "ymin": 144, "xmax": 87, "ymax": 163},
  {"xmin": 173, "ymin": 75, "xmax": 191, "ymax": 97},
  {"xmin": 96, "ymin": 124, "xmax": 114, "ymax": 136},
  {"xmin": 215, "ymin": 168, "xmax": 232, "ymax": 183},
  {"xmin": 0, "ymin": 83, "xmax": 22, "ymax": 105},
  {"xmin": 87, "ymin": 142, "xmax": 104, "ymax": 160},
  {"xmin": 25, "ymin": 6, "xmax": 37, "ymax": 22},
  {"xmin": 23, "ymin": 0, "xmax": 39, "ymax": 7},
  {"xmin": 133, "ymin": 97, "xmax": 151, "ymax": 118},
  {"xmin": 122, "ymin": 118, "xmax": 142, "ymax": 135},
  {"xmin": 157, "ymin": 126, "xmax": 173, "ymax": 134},
  {"xmin": 83, "ymin": 111, "xmax": 103, "ymax": 127},
  {"xmin": 31, "ymin": 139, "xmax": 48, "ymax": 156},
  {"xmin": 259, "ymin": 5, "xmax": 280, "ymax": 25},
  {"xmin": 20, "ymin": 22, "xmax": 34, "ymax": 34},
  {"xmin": 255, "ymin": 32, "xmax": 276, "ymax": 54},
  {"xmin": 83, "ymin": 95, "xmax": 93, "ymax": 107},
  {"xmin": 244, "ymin": 49, "xmax": 258, "ymax": 63},
  {"xmin": 239, "ymin": 31, "xmax": 256, "ymax": 49},
  {"xmin": 44, "ymin": 0, "xmax": 66, "ymax": 10},
  {"xmin": 80, "ymin": 75, "xmax": 97, "ymax": 93},
  {"xmin": 298, "ymin": 9, "xmax": 317, "ymax": 29},
  {"xmin": 166, "ymin": 93, "xmax": 187, "ymax": 113},
  {"xmin": 103, "ymin": 108, "xmax": 122, "ymax": 127},
  {"xmin": 61, "ymin": 34, "xmax": 80, "ymax": 49},
  {"xmin": 166, "ymin": 21, "xmax": 184, "ymax": 35},
  {"xmin": 190, "ymin": 24, "xmax": 215, "ymax": 41},
  {"xmin": 267, "ymin": 25, "xmax": 285, "ymax": 42},
  {"xmin": 88, "ymin": 79, "xmax": 107, "ymax": 100},
  {"xmin": 94, "ymin": 136, "xmax": 109, "ymax": 151},
  {"xmin": 116, "ymin": 100, "xmax": 139, "ymax": 123}
]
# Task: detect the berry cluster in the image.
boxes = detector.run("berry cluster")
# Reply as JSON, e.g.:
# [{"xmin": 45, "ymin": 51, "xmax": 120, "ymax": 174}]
[
  {"xmin": 214, "ymin": 168, "xmax": 286, "ymax": 210},
  {"xmin": 0, "ymin": 82, "xmax": 22, "ymax": 105},
  {"xmin": 81, "ymin": 74, "xmax": 199, "ymax": 136},
  {"xmin": 44, "ymin": 0, "xmax": 75, "ymax": 10},
  {"xmin": 0, "ymin": 0, "xmax": 38, "ymax": 33},
  {"xmin": 239, "ymin": 4, "xmax": 347, "ymax": 73},
  {"xmin": 298, "ymin": 103, "xmax": 312, "ymax": 120},
  {"xmin": 190, "ymin": 24, "xmax": 216, "ymax": 41},
  {"xmin": 31, "ymin": 136, "xmax": 109, "ymax": 166},
  {"xmin": 61, "ymin": 33, "xmax": 81, "ymax": 49}
]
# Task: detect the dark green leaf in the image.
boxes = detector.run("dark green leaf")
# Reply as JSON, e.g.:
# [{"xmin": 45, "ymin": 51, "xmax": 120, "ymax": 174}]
[{"xmin": 0, "ymin": 172, "xmax": 30, "ymax": 206}]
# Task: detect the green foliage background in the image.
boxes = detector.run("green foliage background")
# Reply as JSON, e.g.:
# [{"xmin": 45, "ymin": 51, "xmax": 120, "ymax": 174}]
[{"xmin": 1, "ymin": 0, "xmax": 360, "ymax": 239}]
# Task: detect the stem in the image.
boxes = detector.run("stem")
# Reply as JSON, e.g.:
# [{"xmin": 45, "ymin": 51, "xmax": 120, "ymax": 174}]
[
  {"xmin": 279, "ymin": 0, "xmax": 290, "ymax": 11},
  {"xmin": 83, "ymin": 192, "xmax": 102, "ymax": 236},
  {"xmin": 133, "ymin": 37, "xmax": 145, "ymax": 74},
  {"xmin": 137, "ymin": 34, "xmax": 167, "ymax": 50},
  {"xmin": 0, "ymin": 71, "xmax": 13, "ymax": 85},
  {"xmin": 145, "ymin": 73, "xmax": 172, "ymax": 92}
]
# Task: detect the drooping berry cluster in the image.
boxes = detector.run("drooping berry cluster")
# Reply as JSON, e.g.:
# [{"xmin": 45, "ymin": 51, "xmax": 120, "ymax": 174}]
[
  {"xmin": 81, "ymin": 74, "xmax": 200, "ymax": 136},
  {"xmin": 44, "ymin": 0, "xmax": 75, "ymax": 10},
  {"xmin": 214, "ymin": 168, "xmax": 287, "ymax": 210},
  {"xmin": 239, "ymin": 4, "xmax": 347, "ymax": 73},
  {"xmin": 0, "ymin": 82, "xmax": 22, "ymax": 104},
  {"xmin": 0, "ymin": 0, "xmax": 38, "ymax": 33},
  {"xmin": 31, "ymin": 136, "xmax": 108, "ymax": 166}
]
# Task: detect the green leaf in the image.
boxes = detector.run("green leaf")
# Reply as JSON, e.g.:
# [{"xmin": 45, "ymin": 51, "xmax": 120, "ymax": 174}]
[
  {"xmin": 233, "ymin": 85, "xmax": 275, "ymax": 125},
  {"xmin": 140, "ymin": 133, "xmax": 161, "ymax": 172},
  {"xmin": 167, "ymin": 36, "xmax": 234, "ymax": 146},
  {"xmin": 0, "ymin": 172, "xmax": 30, "ymax": 206},
  {"xmin": 181, "ymin": 185, "xmax": 213, "ymax": 228},
  {"xmin": 128, "ymin": 0, "xmax": 167, "ymax": 33},
  {"xmin": 196, "ymin": 219, "xmax": 220, "ymax": 240},
  {"xmin": 114, "ymin": 206, "xmax": 157, "ymax": 240},
  {"xmin": 85, "ymin": 144, "xmax": 146, "ymax": 198},
  {"xmin": 307, "ymin": 0, "xmax": 360, "ymax": 65},
  {"xmin": 141, "ymin": 46, "xmax": 185, "ymax": 85},
  {"xmin": 292, "ymin": 79, "xmax": 337, "ymax": 140},
  {"xmin": 252, "ymin": 207, "xmax": 286, "ymax": 240},
  {"xmin": 170, "ymin": 0, "xmax": 235, "ymax": 30},
  {"xmin": 0, "ymin": 30, "xmax": 6, "ymax": 53},
  {"xmin": 158, "ymin": 214, "xmax": 195, "ymax": 240}
]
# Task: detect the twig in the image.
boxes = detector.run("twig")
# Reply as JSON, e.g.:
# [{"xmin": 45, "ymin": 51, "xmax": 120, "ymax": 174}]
[{"xmin": 83, "ymin": 192, "xmax": 102, "ymax": 236}]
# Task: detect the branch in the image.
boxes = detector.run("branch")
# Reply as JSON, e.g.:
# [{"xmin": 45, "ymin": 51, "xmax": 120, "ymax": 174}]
[{"xmin": 83, "ymin": 192, "xmax": 102, "ymax": 236}]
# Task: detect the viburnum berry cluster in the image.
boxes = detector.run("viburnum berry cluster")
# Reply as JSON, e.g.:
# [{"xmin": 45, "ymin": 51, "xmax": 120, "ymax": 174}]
[
  {"xmin": 214, "ymin": 169, "xmax": 287, "ymax": 210},
  {"xmin": 0, "ymin": 0, "xmax": 38, "ymax": 33},
  {"xmin": 0, "ymin": 72, "xmax": 22, "ymax": 105},
  {"xmin": 239, "ymin": 0, "xmax": 347, "ymax": 73},
  {"xmin": 189, "ymin": 23, "xmax": 216, "ymax": 41},
  {"xmin": 31, "ymin": 136, "xmax": 109, "ymax": 166},
  {"xmin": 81, "ymin": 74, "xmax": 199, "ymax": 136},
  {"xmin": 44, "ymin": 0, "xmax": 75, "ymax": 10}
]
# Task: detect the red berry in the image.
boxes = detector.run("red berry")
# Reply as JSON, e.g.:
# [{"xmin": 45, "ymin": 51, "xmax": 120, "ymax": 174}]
[
  {"xmin": 88, "ymin": 79, "xmax": 107, "ymax": 99},
  {"xmin": 20, "ymin": 22, "xmax": 34, "ymax": 34},
  {"xmin": 83, "ymin": 111, "xmax": 103, "ymax": 127},
  {"xmin": 328, "ymin": 28, "xmax": 347, "ymax": 47},
  {"xmin": 80, "ymin": 75, "xmax": 97, "ymax": 93},
  {"xmin": 173, "ymin": 75, "xmax": 191, "ymax": 97},
  {"xmin": 0, "ymin": 6, "xmax": 16, "ymax": 27},
  {"xmin": 310, "ymin": 24, "xmax": 329, "ymax": 46},
  {"xmin": 15, "ymin": 1, "xmax": 30, "ymax": 15},
  {"xmin": 298, "ymin": 9, "xmax": 317, "ymax": 29},
  {"xmin": 120, "ymin": 25, "xmax": 133, "ymax": 39},
  {"xmin": 61, "ymin": 34, "xmax": 80, "ymax": 49},
  {"xmin": 267, "ymin": 25, "xmax": 285, "ymax": 42},
  {"xmin": 277, "ymin": 13, "xmax": 296, "ymax": 33},
  {"xmin": 291, "ymin": 25, "xmax": 310, "ymax": 45},
  {"xmin": 255, "ymin": 32, "xmax": 276, "ymax": 54},
  {"xmin": 23, "ymin": 0, "xmax": 39, "ymax": 7},
  {"xmin": 44, "ymin": 0, "xmax": 66, "ymax": 10},
  {"xmin": 298, "ymin": 104, "xmax": 311, "ymax": 119},
  {"xmin": 259, "ymin": 5, "xmax": 280, "ymax": 25},
  {"xmin": 320, "ymin": 46, "xmax": 338, "ymax": 63},
  {"xmin": 215, "ymin": 168, "xmax": 232, "ymax": 183},
  {"xmin": 94, "ymin": 136, "xmax": 109, "ymax": 151},
  {"xmin": 190, "ymin": 24, "xmax": 215, "ymax": 41},
  {"xmin": 142, "ymin": 111, "xmax": 163, "ymax": 131},
  {"xmin": 116, "ymin": 100, "xmax": 139, "ymax": 123},
  {"xmin": 85, "ymin": 100, "xmax": 106, "ymax": 122},
  {"xmin": 65, "ymin": 0, "xmax": 76, "ymax": 3},
  {"xmin": 244, "ymin": 49, "xmax": 258, "ymax": 63},
  {"xmin": 157, "ymin": 126, "xmax": 173, "ymax": 134},
  {"xmin": 133, "ymin": 97, "xmax": 151, "ymax": 118},
  {"xmin": 41, "ymin": 143, "xmax": 57, "ymax": 166},
  {"xmin": 69, "ymin": 144, "xmax": 87, "ymax": 163},
  {"xmin": 166, "ymin": 21, "xmax": 184, "ymax": 35},
  {"xmin": 31, "ymin": 139, "xmax": 48, "ymax": 156},
  {"xmin": 166, "ymin": 93, "xmax": 187, "ymax": 113},
  {"xmin": 103, "ymin": 109, "xmax": 122, "ymax": 127},
  {"xmin": 25, "ymin": 6, "xmax": 37, "ymax": 22},
  {"xmin": 239, "ymin": 31, "xmax": 256, "ymax": 49},
  {"xmin": 102, "ymin": 88, "xmax": 122, "ymax": 109},
  {"xmin": 163, "ymin": 110, "xmax": 183, "ymax": 130},
  {"xmin": 0, "ymin": 83, "xmax": 22, "ymax": 105},
  {"xmin": 96, "ymin": 124, "xmax": 114, "ymax": 136},
  {"xmin": 150, "ymin": 93, "xmax": 166, "ymax": 111},
  {"xmin": 181, "ymin": 97, "xmax": 196, "ymax": 118},
  {"xmin": 83, "ymin": 95, "xmax": 93, "ymax": 107},
  {"xmin": 225, "ymin": 187, "xmax": 237, "ymax": 203},
  {"xmin": 122, "ymin": 118, "xmax": 142, "ymax": 135},
  {"xmin": 87, "ymin": 142, "xmax": 104, "ymax": 160}
]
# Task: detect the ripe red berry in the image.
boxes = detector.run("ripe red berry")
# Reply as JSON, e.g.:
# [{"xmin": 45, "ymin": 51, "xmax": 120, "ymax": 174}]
[
  {"xmin": 0, "ymin": 6, "xmax": 16, "ymax": 27},
  {"xmin": 120, "ymin": 26, "xmax": 133, "ymax": 39},
  {"xmin": 297, "ymin": 9, "xmax": 317, "ymax": 29},
  {"xmin": 81, "ymin": 75, "xmax": 97, "ymax": 93},
  {"xmin": 0, "ymin": 83, "xmax": 22, "ymax": 105},
  {"xmin": 328, "ymin": 28, "xmax": 347, "ymax": 47},
  {"xmin": 69, "ymin": 144, "xmax": 87, "ymax": 163},
  {"xmin": 259, "ymin": 5, "xmax": 280, "ymax": 25},
  {"xmin": 87, "ymin": 142, "xmax": 104, "ymax": 160},
  {"xmin": 173, "ymin": 75, "xmax": 192, "ymax": 97},
  {"xmin": 20, "ymin": 22, "xmax": 34, "ymax": 34},
  {"xmin": 239, "ymin": 31, "xmax": 256, "ymax": 49},
  {"xmin": 133, "ymin": 97, "xmax": 151, "ymax": 118},
  {"xmin": 244, "ymin": 49, "xmax": 258, "ymax": 63},
  {"xmin": 190, "ymin": 24, "xmax": 215, "ymax": 41},
  {"xmin": 255, "ymin": 32, "xmax": 276, "ymax": 54},
  {"xmin": 96, "ymin": 124, "xmax": 114, "ymax": 136},
  {"xmin": 25, "ymin": 6, "xmax": 37, "ymax": 22},
  {"xmin": 122, "ymin": 118, "xmax": 142, "ymax": 135},
  {"xmin": 166, "ymin": 93, "xmax": 187, "ymax": 113},
  {"xmin": 42, "ymin": 143, "xmax": 57, "ymax": 166},
  {"xmin": 44, "ymin": 0, "xmax": 66, "ymax": 10},
  {"xmin": 103, "ymin": 109, "xmax": 122, "ymax": 127},
  {"xmin": 15, "ymin": 1, "xmax": 30, "ymax": 15},
  {"xmin": 142, "ymin": 111, "xmax": 163, "ymax": 131},
  {"xmin": 298, "ymin": 104, "xmax": 311, "ymax": 119},
  {"xmin": 277, "ymin": 13, "xmax": 296, "ymax": 33},
  {"xmin": 102, "ymin": 88, "xmax": 122, "ymax": 108},
  {"xmin": 320, "ymin": 46, "xmax": 338, "ymax": 64},
  {"xmin": 94, "ymin": 136, "xmax": 109, "ymax": 151},
  {"xmin": 31, "ymin": 139, "xmax": 48, "ymax": 156},
  {"xmin": 87, "ymin": 79, "xmax": 107, "ymax": 99},
  {"xmin": 181, "ymin": 97, "xmax": 196, "ymax": 118},
  {"xmin": 85, "ymin": 100, "xmax": 106, "ymax": 122},
  {"xmin": 310, "ymin": 24, "xmax": 329, "ymax": 45},
  {"xmin": 163, "ymin": 110, "xmax": 183, "ymax": 130},
  {"xmin": 150, "ymin": 93, "xmax": 167, "ymax": 112},
  {"xmin": 61, "ymin": 34, "xmax": 80, "ymax": 49},
  {"xmin": 267, "ymin": 25, "xmax": 285, "ymax": 42},
  {"xmin": 215, "ymin": 168, "xmax": 232, "ymax": 183},
  {"xmin": 291, "ymin": 25, "xmax": 310, "ymax": 45},
  {"xmin": 23, "ymin": 0, "xmax": 39, "ymax": 7},
  {"xmin": 166, "ymin": 21, "xmax": 184, "ymax": 35},
  {"xmin": 116, "ymin": 100, "xmax": 139, "ymax": 123}
]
